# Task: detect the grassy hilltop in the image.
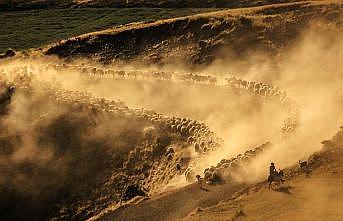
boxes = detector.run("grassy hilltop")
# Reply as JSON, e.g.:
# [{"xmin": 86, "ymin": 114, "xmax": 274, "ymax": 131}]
[{"xmin": 0, "ymin": 0, "xmax": 303, "ymax": 10}]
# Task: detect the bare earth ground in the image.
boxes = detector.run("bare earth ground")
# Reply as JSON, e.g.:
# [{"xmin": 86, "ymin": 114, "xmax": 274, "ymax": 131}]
[
  {"xmin": 97, "ymin": 181, "xmax": 244, "ymax": 221},
  {"xmin": 95, "ymin": 144, "xmax": 343, "ymax": 221},
  {"xmin": 180, "ymin": 147, "xmax": 343, "ymax": 221}
]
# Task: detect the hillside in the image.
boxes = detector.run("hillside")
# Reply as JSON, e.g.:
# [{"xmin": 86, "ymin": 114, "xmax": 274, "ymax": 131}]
[
  {"xmin": 0, "ymin": 8, "xmax": 216, "ymax": 53},
  {"xmin": 0, "ymin": 0, "xmax": 342, "ymax": 221},
  {"xmin": 88, "ymin": 129, "xmax": 343, "ymax": 221},
  {"xmin": 43, "ymin": 1, "xmax": 343, "ymax": 65},
  {"xmin": 74, "ymin": 0, "xmax": 304, "ymax": 9},
  {"xmin": 180, "ymin": 142, "xmax": 343, "ymax": 221},
  {"xmin": 0, "ymin": 0, "xmax": 305, "ymax": 11}
]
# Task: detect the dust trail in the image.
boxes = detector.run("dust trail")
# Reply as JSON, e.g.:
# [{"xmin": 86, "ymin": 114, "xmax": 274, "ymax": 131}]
[
  {"xmin": 1, "ymin": 56, "xmax": 287, "ymax": 157},
  {"xmin": 211, "ymin": 22, "xmax": 343, "ymax": 183},
  {"xmin": 0, "ymin": 19, "xmax": 340, "ymax": 221},
  {"xmin": 0, "ymin": 72, "xmax": 198, "ymax": 220}
]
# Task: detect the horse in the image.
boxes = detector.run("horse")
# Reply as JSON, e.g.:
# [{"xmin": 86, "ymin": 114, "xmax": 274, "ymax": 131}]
[{"xmin": 268, "ymin": 170, "xmax": 284, "ymax": 190}]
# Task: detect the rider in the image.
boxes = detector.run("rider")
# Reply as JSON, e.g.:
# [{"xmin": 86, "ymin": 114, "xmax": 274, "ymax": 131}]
[
  {"xmin": 270, "ymin": 162, "xmax": 285, "ymax": 182},
  {"xmin": 269, "ymin": 162, "xmax": 277, "ymax": 176}
]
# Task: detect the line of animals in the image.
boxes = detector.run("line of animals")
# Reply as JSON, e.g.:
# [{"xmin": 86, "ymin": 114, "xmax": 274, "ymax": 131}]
[
  {"xmin": 0, "ymin": 62, "xmax": 300, "ymax": 186},
  {"xmin": 206, "ymin": 142, "xmax": 271, "ymax": 184},
  {"xmin": 225, "ymin": 76, "xmax": 299, "ymax": 134},
  {"xmin": 185, "ymin": 142, "xmax": 272, "ymax": 184},
  {"xmin": 0, "ymin": 66, "xmax": 223, "ymax": 156},
  {"xmin": 51, "ymin": 64, "xmax": 299, "ymax": 183},
  {"xmin": 40, "ymin": 62, "xmax": 299, "ymax": 134}
]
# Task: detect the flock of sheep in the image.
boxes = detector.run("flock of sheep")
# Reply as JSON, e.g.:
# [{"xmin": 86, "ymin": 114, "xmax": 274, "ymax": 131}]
[
  {"xmin": 0, "ymin": 61, "xmax": 299, "ymax": 186},
  {"xmin": 47, "ymin": 63, "xmax": 299, "ymax": 134},
  {"xmin": 0, "ymin": 65, "xmax": 223, "ymax": 156},
  {"xmin": 225, "ymin": 77, "xmax": 299, "ymax": 134},
  {"xmin": 199, "ymin": 142, "xmax": 272, "ymax": 184},
  {"xmin": 51, "ymin": 63, "xmax": 218, "ymax": 84}
]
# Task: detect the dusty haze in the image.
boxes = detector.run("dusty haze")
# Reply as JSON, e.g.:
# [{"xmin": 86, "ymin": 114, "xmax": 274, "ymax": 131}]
[{"xmin": 0, "ymin": 19, "xmax": 342, "ymax": 220}]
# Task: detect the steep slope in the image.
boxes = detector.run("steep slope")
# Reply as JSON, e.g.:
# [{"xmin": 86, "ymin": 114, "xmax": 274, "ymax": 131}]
[
  {"xmin": 0, "ymin": 8, "xmax": 216, "ymax": 53},
  {"xmin": 92, "ymin": 129, "xmax": 343, "ymax": 221},
  {"xmin": 94, "ymin": 182, "xmax": 245, "ymax": 221},
  {"xmin": 0, "ymin": 71, "xmax": 195, "ymax": 221},
  {"xmin": 181, "ymin": 145, "xmax": 343, "ymax": 221},
  {"xmin": 1, "ymin": 1, "xmax": 342, "ymax": 221},
  {"xmin": 44, "ymin": 1, "xmax": 343, "ymax": 65}
]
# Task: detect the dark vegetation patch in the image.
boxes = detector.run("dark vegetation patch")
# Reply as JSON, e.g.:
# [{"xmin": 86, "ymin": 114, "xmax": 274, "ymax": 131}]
[
  {"xmin": 0, "ymin": 7, "xmax": 217, "ymax": 53},
  {"xmin": 0, "ymin": 0, "xmax": 304, "ymax": 11},
  {"xmin": 44, "ymin": 2, "xmax": 343, "ymax": 65}
]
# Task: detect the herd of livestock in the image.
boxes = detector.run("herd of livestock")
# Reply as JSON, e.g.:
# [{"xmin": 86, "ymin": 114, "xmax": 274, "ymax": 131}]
[
  {"xmin": 0, "ymin": 65, "xmax": 223, "ymax": 156},
  {"xmin": 0, "ymin": 61, "xmax": 300, "ymax": 185},
  {"xmin": 47, "ymin": 63, "xmax": 299, "ymax": 134},
  {"xmin": 202, "ymin": 141, "xmax": 272, "ymax": 184},
  {"xmin": 225, "ymin": 76, "xmax": 299, "ymax": 134}
]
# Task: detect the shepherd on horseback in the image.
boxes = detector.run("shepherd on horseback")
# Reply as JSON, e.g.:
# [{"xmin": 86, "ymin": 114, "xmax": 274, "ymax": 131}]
[
  {"xmin": 269, "ymin": 162, "xmax": 277, "ymax": 176},
  {"xmin": 268, "ymin": 162, "xmax": 285, "ymax": 189}
]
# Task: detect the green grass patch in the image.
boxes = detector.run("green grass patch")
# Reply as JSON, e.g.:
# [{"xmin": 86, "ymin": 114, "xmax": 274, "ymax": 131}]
[{"xmin": 0, "ymin": 8, "xmax": 218, "ymax": 53}]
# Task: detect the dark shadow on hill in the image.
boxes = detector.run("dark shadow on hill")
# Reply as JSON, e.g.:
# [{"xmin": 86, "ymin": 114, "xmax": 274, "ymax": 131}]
[{"xmin": 44, "ymin": 2, "xmax": 343, "ymax": 66}]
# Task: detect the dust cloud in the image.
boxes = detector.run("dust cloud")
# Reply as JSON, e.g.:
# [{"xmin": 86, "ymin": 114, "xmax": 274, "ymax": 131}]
[
  {"xmin": 208, "ymin": 21, "xmax": 343, "ymax": 183},
  {"xmin": 0, "ymin": 69, "xmax": 173, "ymax": 220},
  {"xmin": 0, "ymin": 17, "xmax": 342, "ymax": 220},
  {"xmin": 154, "ymin": 21, "xmax": 343, "ymax": 183}
]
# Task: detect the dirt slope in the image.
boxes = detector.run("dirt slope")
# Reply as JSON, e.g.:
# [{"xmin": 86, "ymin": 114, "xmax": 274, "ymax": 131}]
[
  {"xmin": 44, "ymin": 1, "xmax": 343, "ymax": 65},
  {"xmin": 181, "ymin": 178, "xmax": 343, "ymax": 221},
  {"xmin": 0, "ymin": 74, "xmax": 195, "ymax": 221},
  {"xmin": 180, "ymin": 146, "xmax": 343, "ymax": 221},
  {"xmin": 95, "ymin": 182, "xmax": 245, "ymax": 221},
  {"xmin": 92, "ymin": 134, "xmax": 343, "ymax": 221}
]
